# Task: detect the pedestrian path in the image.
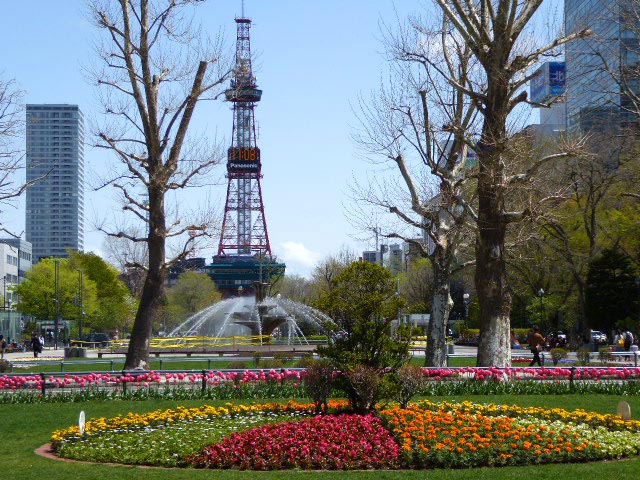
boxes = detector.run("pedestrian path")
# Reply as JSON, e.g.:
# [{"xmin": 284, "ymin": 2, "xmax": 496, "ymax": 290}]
[{"xmin": 2, "ymin": 347, "xmax": 99, "ymax": 362}]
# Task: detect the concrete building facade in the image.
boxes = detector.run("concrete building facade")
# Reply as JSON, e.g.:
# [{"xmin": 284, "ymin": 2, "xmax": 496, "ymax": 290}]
[
  {"xmin": 565, "ymin": 0, "xmax": 640, "ymax": 131},
  {"xmin": 25, "ymin": 104, "xmax": 84, "ymax": 262}
]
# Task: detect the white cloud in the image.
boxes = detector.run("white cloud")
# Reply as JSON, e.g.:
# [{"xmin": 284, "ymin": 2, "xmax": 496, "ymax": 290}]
[{"xmin": 278, "ymin": 241, "xmax": 321, "ymax": 278}]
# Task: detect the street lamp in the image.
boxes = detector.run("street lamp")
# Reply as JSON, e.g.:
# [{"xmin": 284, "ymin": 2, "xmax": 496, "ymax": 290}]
[
  {"xmin": 77, "ymin": 269, "xmax": 84, "ymax": 340},
  {"xmin": 2, "ymin": 276, "xmax": 7, "ymax": 309},
  {"xmin": 462, "ymin": 293, "xmax": 470, "ymax": 320},
  {"xmin": 54, "ymin": 259, "xmax": 61, "ymax": 349},
  {"xmin": 537, "ymin": 288, "xmax": 545, "ymax": 325}
]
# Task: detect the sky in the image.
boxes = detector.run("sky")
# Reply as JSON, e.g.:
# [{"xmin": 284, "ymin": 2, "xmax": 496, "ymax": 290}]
[
  {"xmin": 1, "ymin": 1, "xmax": 559, "ymax": 278},
  {"xmin": 0, "ymin": 0, "xmax": 437, "ymax": 278}
]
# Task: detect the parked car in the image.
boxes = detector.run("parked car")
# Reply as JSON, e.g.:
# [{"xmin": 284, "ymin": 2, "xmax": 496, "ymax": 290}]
[
  {"xmin": 81, "ymin": 333, "xmax": 111, "ymax": 347},
  {"xmin": 547, "ymin": 331, "xmax": 567, "ymax": 348},
  {"xmin": 590, "ymin": 330, "xmax": 608, "ymax": 344}
]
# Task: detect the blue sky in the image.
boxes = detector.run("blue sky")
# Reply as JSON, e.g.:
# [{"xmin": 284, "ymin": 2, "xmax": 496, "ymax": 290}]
[
  {"xmin": 1, "ymin": 0, "xmax": 433, "ymax": 277},
  {"xmin": 2, "ymin": 1, "xmax": 558, "ymax": 277}
]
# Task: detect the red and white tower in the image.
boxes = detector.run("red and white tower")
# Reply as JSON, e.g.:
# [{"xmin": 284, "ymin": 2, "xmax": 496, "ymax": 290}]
[{"xmin": 218, "ymin": 16, "xmax": 271, "ymax": 258}]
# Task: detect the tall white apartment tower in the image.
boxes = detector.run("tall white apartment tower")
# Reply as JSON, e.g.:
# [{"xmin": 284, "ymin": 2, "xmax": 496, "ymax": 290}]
[{"xmin": 25, "ymin": 104, "xmax": 84, "ymax": 262}]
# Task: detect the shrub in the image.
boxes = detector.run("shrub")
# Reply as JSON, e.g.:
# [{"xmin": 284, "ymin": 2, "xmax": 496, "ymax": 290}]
[
  {"xmin": 345, "ymin": 365, "xmax": 383, "ymax": 414},
  {"xmin": 252, "ymin": 352, "xmax": 262, "ymax": 367},
  {"xmin": 226, "ymin": 361, "xmax": 248, "ymax": 370},
  {"xmin": 273, "ymin": 351, "xmax": 294, "ymax": 364},
  {"xmin": 390, "ymin": 364, "xmax": 426, "ymax": 408},
  {"xmin": 259, "ymin": 358, "xmax": 285, "ymax": 369},
  {"xmin": 577, "ymin": 347, "xmax": 591, "ymax": 365},
  {"xmin": 0, "ymin": 359, "xmax": 9, "ymax": 373},
  {"xmin": 314, "ymin": 262, "xmax": 410, "ymax": 371},
  {"xmin": 303, "ymin": 359, "xmax": 334, "ymax": 414},
  {"xmin": 549, "ymin": 348, "xmax": 568, "ymax": 366},
  {"xmin": 295, "ymin": 354, "xmax": 316, "ymax": 369},
  {"xmin": 598, "ymin": 347, "xmax": 613, "ymax": 364}
]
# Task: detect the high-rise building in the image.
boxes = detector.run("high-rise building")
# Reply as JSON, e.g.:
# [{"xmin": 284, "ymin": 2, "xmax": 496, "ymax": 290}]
[
  {"xmin": 565, "ymin": 1, "xmax": 639, "ymax": 132},
  {"xmin": 388, "ymin": 243, "xmax": 406, "ymax": 276},
  {"xmin": 25, "ymin": 104, "xmax": 84, "ymax": 262}
]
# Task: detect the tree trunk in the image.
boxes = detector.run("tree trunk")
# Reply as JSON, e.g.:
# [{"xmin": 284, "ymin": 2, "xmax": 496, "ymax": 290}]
[
  {"xmin": 124, "ymin": 186, "xmax": 166, "ymax": 370},
  {"xmin": 425, "ymin": 261, "xmax": 453, "ymax": 367},
  {"xmin": 475, "ymin": 80, "xmax": 512, "ymax": 368}
]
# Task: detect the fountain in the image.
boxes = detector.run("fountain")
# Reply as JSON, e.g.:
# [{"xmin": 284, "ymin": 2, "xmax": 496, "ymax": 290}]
[{"xmin": 168, "ymin": 282, "xmax": 338, "ymax": 346}]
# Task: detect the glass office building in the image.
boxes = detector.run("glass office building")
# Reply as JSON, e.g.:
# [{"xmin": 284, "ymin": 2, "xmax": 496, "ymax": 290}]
[
  {"xmin": 565, "ymin": 0, "xmax": 640, "ymax": 131},
  {"xmin": 25, "ymin": 104, "xmax": 84, "ymax": 262}
]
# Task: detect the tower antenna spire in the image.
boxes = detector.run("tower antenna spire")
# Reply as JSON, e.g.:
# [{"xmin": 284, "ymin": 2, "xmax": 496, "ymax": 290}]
[
  {"xmin": 218, "ymin": 11, "xmax": 271, "ymax": 258},
  {"xmin": 209, "ymin": 10, "xmax": 285, "ymax": 298}
]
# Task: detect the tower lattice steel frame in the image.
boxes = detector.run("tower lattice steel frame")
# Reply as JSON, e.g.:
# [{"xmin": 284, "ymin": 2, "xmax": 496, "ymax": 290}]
[{"xmin": 218, "ymin": 16, "xmax": 271, "ymax": 258}]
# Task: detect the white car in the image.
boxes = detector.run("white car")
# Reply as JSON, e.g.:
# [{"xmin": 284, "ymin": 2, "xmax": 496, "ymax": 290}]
[{"xmin": 590, "ymin": 330, "xmax": 608, "ymax": 344}]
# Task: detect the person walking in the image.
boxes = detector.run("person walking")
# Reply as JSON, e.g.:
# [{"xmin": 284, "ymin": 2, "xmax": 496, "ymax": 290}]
[
  {"xmin": 624, "ymin": 330, "xmax": 634, "ymax": 351},
  {"xmin": 31, "ymin": 333, "xmax": 42, "ymax": 358},
  {"xmin": 527, "ymin": 325, "xmax": 546, "ymax": 367}
]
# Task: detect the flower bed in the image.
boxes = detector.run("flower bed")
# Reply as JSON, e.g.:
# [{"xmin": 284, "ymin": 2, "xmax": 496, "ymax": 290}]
[
  {"xmin": 50, "ymin": 399, "xmax": 640, "ymax": 470},
  {"xmin": 4, "ymin": 366, "xmax": 640, "ymax": 404},
  {"xmin": 187, "ymin": 414, "xmax": 400, "ymax": 470},
  {"xmin": 378, "ymin": 400, "xmax": 640, "ymax": 468},
  {"xmin": 53, "ymin": 400, "xmax": 349, "ymax": 466}
]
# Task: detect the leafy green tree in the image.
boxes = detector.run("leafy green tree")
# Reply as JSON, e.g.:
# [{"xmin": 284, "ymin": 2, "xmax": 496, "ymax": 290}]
[
  {"xmin": 272, "ymin": 274, "xmax": 313, "ymax": 304},
  {"xmin": 163, "ymin": 271, "xmax": 221, "ymax": 331},
  {"xmin": 314, "ymin": 261, "xmax": 410, "ymax": 370},
  {"xmin": 585, "ymin": 248, "xmax": 639, "ymax": 333},
  {"xmin": 69, "ymin": 251, "xmax": 136, "ymax": 336},
  {"xmin": 397, "ymin": 258, "xmax": 434, "ymax": 315},
  {"xmin": 14, "ymin": 258, "xmax": 98, "ymax": 333},
  {"xmin": 313, "ymin": 261, "xmax": 414, "ymax": 413}
]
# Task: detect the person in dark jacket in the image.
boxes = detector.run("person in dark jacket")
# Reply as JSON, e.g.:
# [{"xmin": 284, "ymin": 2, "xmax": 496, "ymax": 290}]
[{"xmin": 31, "ymin": 333, "xmax": 42, "ymax": 358}]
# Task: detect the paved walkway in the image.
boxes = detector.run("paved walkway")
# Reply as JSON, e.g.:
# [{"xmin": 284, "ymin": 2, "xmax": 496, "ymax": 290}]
[{"xmin": 2, "ymin": 346, "xmax": 99, "ymax": 362}]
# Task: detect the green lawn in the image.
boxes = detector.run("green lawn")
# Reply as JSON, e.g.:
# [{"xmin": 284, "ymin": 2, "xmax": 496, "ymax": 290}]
[
  {"xmin": 11, "ymin": 350, "xmax": 482, "ymax": 373},
  {"xmin": 2, "ymin": 394, "xmax": 640, "ymax": 479},
  {"xmin": 10, "ymin": 357, "xmax": 291, "ymax": 373}
]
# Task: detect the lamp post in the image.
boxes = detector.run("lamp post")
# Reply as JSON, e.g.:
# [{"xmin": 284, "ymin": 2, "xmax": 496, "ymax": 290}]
[
  {"xmin": 54, "ymin": 259, "xmax": 61, "ymax": 349},
  {"xmin": 537, "ymin": 288, "xmax": 545, "ymax": 325},
  {"xmin": 77, "ymin": 269, "xmax": 84, "ymax": 340},
  {"xmin": 462, "ymin": 293, "xmax": 470, "ymax": 321}
]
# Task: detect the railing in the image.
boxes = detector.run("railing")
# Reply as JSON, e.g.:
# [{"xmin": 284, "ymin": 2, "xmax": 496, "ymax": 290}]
[
  {"xmin": 5, "ymin": 355, "xmax": 302, "ymax": 373},
  {"xmin": 3, "ymin": 365, "xmax": 640, "ymax": 398}
]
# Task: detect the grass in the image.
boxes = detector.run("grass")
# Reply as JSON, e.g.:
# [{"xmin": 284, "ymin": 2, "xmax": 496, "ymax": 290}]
[
  {"xmin": 2, "ymin": 394, "xmax": 640, "ymax": 479},
  {"xmin": 9, "ymin": 357, "xmax": 305, "ymax": 373},
  {"xmin": 14, "ymin": 354, "xmax": 477, "ymax": 373}
]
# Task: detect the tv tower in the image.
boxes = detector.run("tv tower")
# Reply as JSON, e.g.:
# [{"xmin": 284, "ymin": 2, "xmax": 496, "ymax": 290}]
[{"xmin": 218, "ymin": 14, "xmax": 271, "ymax": 257}]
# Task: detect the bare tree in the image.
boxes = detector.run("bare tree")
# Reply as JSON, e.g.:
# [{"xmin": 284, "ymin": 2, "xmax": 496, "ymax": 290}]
[
  {"xmin": 0, "ymin": 76, "xmax": 38, "ymax": 237},
  {"xmin": 430, "ymin": 0, "xmax": 590, "ymax": 366},
  {"xmin": 103, "ymin": 224, "xmax": 148, "ymax": 297},
  {"xmin": 353, "ymin": 13, "xmax": 478, "ymax": 367},
  {"xmin": 89, "ymin": 0, "xmax": 229, "ymax": 369},
  {"xmin": 309, "ymin": 248, "xmax": 357, "ymax": 302}
]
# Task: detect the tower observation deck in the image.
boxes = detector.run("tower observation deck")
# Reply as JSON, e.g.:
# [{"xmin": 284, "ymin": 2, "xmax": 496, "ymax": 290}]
[{"xmin": 208, "ymin": 14, "xmax": 285, "ymax": 297}]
